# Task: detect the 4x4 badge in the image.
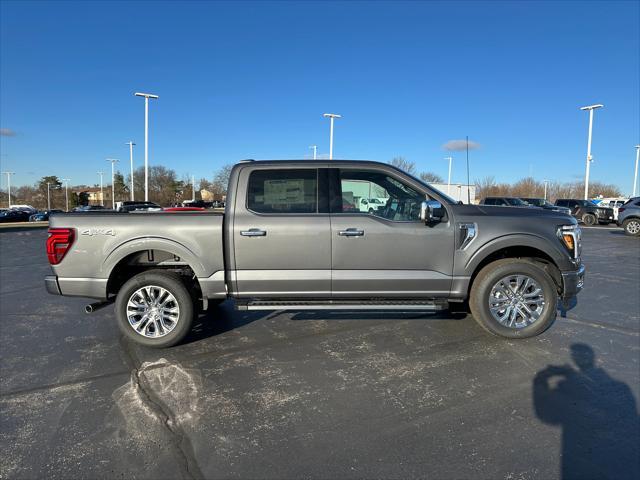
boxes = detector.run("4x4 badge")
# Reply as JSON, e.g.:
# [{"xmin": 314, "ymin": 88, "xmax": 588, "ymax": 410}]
[{"xmin": 80, "ymin": 228, "xmax": 115, "ymax": 237}]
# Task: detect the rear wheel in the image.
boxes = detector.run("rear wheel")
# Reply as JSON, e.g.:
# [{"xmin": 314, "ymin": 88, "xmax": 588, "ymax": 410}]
[
  {"xmin": 469, "ymin": 259, "xmax": 557, "ymax": 338},
  {"xmin": 115, "ymin": 270, "xmax": 194, "ymax": 348},
  {"xmin": 582, "ymin": 213, "xmax": 597, "ymax": 226},
  {"xmin": 622, "ymin": 218, "xmax": 640, "ymax": 236}
]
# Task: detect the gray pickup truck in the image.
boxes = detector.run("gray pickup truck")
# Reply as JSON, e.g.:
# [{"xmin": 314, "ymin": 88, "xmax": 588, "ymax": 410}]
[{"xmin": 45, "ymin": 160, "xmax": 585, "ymax": 347}]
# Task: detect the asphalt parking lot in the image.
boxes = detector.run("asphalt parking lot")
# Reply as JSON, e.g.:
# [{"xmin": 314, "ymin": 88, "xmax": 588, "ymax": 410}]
[{"xmin": 1, "ymin": 226, "xmax": 639, "ymax": 479}]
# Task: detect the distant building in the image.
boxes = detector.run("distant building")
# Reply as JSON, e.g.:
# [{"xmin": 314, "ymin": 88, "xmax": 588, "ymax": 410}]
[{"xmin": 73, "ymin": 187, "xmax": 104, "ymax": 206}]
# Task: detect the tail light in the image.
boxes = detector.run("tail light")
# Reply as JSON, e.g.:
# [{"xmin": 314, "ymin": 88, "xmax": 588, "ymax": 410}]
[
  {"xmin": 618, "ymin": 207, "xmax": 625, "ymax": 213},
  {"xmin": 47, "ymin": 228, "xmax": 75, "ymax": 265}
]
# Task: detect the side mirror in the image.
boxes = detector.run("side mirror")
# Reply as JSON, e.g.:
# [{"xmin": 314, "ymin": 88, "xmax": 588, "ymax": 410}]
[{"xmin": 420, "ymin": 200, "xmax": 444, "ymax": 223}]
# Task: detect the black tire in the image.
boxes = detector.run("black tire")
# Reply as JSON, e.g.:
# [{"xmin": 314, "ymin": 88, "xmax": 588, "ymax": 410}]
[
  {"xmin": 469, "ymin": 259, "xmax": 558, "ymax": 339},
  {"xmin": 622, "ymin": 218, "xmax": 640, "ymax": 236},
  {"xmin": 115, "ymin": 270, "xmax": 194, "ymax": 348},
  {"xmin": 582, "ymin": 213, "xmax": 597, "ymax": 226}
]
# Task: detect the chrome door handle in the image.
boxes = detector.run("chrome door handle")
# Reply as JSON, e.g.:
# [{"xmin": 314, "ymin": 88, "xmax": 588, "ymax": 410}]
[
  {"xmin": 338, "ymin": 228, "xmax": 364, "ymax": 237},
  {"xmin": 240, "ymin": 228, "xmax": 267, "ymax": 237}
]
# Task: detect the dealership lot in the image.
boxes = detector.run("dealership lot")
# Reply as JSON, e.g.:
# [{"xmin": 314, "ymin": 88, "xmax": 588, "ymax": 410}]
[{"xmin": 1, "ymin": 227, "xmax": 638, "ymax": 479}]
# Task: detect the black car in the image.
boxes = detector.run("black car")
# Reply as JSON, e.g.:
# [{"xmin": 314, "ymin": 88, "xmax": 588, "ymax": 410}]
[
  {"xmin": 0, "ymin": 209, "xmax": 31, "ymax": 223},
  {"xmin": 480, "ymin": 197, "xmax": 538, "ymax": 208},
  {"xmin": 119, "ymin": 202, "xmax": 162, "ymax": 212},
  {"xmin": 29, "ymin": 209, "xmax": 64, "ymax": 221},
  {"xmin": 520, "ymin": 198, "xmax": 572, "ymax": 214},
  {"xmin": 554, "ymin": 199, "xmax": 614, "ymax": 225}
]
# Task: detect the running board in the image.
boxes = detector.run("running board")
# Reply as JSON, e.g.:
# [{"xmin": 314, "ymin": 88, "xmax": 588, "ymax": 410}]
[{"xmin": 235, "ymin": 299, "xmax": 448, "ymax": 311}]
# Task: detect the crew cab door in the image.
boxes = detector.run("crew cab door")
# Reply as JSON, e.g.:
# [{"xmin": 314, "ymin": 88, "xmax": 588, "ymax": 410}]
[
  {"xmin": 329, "ymin": 167, "xmax": 455, "ymax": 298},
  {"xmin": 231, "ymin": 166, "xmax": 331, "ymax": 298}
]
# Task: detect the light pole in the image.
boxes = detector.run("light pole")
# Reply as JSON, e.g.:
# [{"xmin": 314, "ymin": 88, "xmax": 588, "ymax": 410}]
[
  {"xmin": 579, "ymin": 104, "xmax": 603, "ymax": 200},
  {"xmin": 444, "ymin": 156, "xmax": 453, "ymax": 194},
  {"xmin": 323, "ymin": 113, "xmax": 341, "ymax": 160},
  {"xmin": 46, "ymin": 182, "xmax": 51, "ymax": 210},
  {"xmin": 134, "ymin": 92, "xmax": 159, "ymax": 201},
  {"xmin": 62, "ymin": 178, "xmax": 70, "ymax": 211},
  {"xmin": 543, "ymin": 179, "xmax": 550, "ymax": 200},
  {"xmin": 126, "ymin": 141, "xmax": 136, "ymax": 201},
  {"xmin": 1, "ymin": 171, "xmax": 15, "ymax": 207},
  {"xmin": 633, "ymin": 145, "xmax": 640, "ymax": 197},
  {"xmin": 106, "ymin": 158, "xmax": 119, "ymax": 210},
  {"xmin": 309, "ymin": 145, "xmax": 317, "ymax": 160},
  {"xmin": 97, "ymin": 171, "xmax": 104, "ymax": 206}
]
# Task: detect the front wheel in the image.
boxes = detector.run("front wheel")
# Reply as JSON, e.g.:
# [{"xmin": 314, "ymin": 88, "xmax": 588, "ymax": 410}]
[
  {"xmin": 115, "ymin": 270, "xmax": 194, "ymax": 348},
  {"xmin": 582, "ymin": 213, "xmax": 597, "ymax": 226},
  {"xmin": 469, "ymin": 259, "xmax": 558, "ymax": 338},
  {"xmin": 622, "ymin": 218, "xmax": 640, "ymax": 236}
]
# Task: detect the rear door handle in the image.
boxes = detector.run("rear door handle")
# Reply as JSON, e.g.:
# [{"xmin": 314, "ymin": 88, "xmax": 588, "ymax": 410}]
[
  {"xmin": 338, "ymin": 228, "xmax": 365, "ymax": 237},
  {"xmin": 240, "ymin": 228, "xmax": 267, "ymax": 237}
]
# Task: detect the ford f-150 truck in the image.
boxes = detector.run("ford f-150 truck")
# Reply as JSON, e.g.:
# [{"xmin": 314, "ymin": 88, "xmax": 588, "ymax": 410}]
[{"xmin": 45, "ymin": 160, "xmax": 584, "ymax": 347}]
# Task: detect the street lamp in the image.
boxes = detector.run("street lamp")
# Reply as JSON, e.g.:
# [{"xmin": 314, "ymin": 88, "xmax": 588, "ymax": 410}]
[
  {"xmin": 97, "ymin": 171, "xmax": 104, "ymax": 206},
  {"xmin": 444, "ymin": 156, "xmax": 453, "ymax": 194},
  {"xmin": 309, "ymin": 145, "xmax": 317, "ymax": 160},
  {"xmin": 62, "ymin": 178, "xmax": 70, "ymax": 211},
  {"xmin": 192, "ymin": 175, "xmax": 196, "ymax": 202},
  {"xmin": 633, "ymin": 145, "xmax": 640, "ymax": 197},
  {"xmin": 46, "ymin": 182, "xmax": 51, "ymax": 210},
  {"xmin": 1, "ymin": 171, "xmax": 15, "ymax": 207},
  {"xmin": 323, "ymin": 113, "xmax": 341, "ymax": 160},
  {"xmin": 106, "ymin": 158, "xmax": 119, "ymax": 210},
  {"xmin": 579, "ymin": 104, "xmax": 604, "ymax": 200},
  {"xmin": 543, "ymin": 179, "xmax": 550, "ymax": 200},
  {"xmin": 134, "ymin": 92, "xmax": 159, "ymax": 201},
  {"xmin": 126, "ymin": 141, "xmax": 136, "ymax": 201}
]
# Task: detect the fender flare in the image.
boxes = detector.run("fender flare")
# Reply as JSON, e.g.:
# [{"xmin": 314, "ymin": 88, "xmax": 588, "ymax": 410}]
[
  {"xmin": 101, "ymin": 236, "xmax": 208, "ymax": 279},
  {"xmin": 464, "ymin": 233, "xmax": 567, "ymax": 275}
]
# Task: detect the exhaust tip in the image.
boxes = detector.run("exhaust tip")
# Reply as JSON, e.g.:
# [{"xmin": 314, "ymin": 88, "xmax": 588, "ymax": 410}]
[{"xmin": 85, "ymin": 305, "xmax": 94, "ymax": 314}]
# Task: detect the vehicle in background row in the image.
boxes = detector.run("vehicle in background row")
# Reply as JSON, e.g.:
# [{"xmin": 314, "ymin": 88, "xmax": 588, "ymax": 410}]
[
  {"xmin": 9, "ymin": 204, "xmax": 37, "ymax": 214},
  {"xmin": 358, "ymin": 197, "xmax": 387, "ymax": 213},
  {"xmin": 617, "ymin": 197, "xmax": 640, "ymax": 236},
  {"xmin": 519, "ymin": 198, "xmax": 572, "ymax": 215},
  {"xmin": 163, "ymin": 207, "xmax": 206, "ymax": 212},
  {"xmin": 480, "ymin": 197, "xmax": 538, "ymax": 208},
  {"xmin": 593, "ymin": 197, "xmax": 629, "ymax": 221},
  {"xmin": 118, "ymin": 202, "xmax": 162, "ymax": 212},
  {"xmin": 45, "ymin": 159, "xmax": 585, "ymax": 348},
  {"xmin": 0, "ymin": 209, "xmax": 31, "ymax": 223},
  {"xmin": 554, "ymin": 199, "xmax": 614, "ymax": 226},
  {"xmin": 73, "ymin": 205, "xmax": 108, "ymax": 212},
  {"xmin": 29, "ymin": 209, "xmax": 64, "ymax": 221}
]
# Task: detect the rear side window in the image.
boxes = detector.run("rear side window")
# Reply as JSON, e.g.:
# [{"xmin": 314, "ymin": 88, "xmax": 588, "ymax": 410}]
[
  {"xmin": 556, "ymin": 200, "xmax": 568, "ymax": 206},
  {"xmin": 247, "ymin": 169, "xmax": 318, "ymax": 214}
]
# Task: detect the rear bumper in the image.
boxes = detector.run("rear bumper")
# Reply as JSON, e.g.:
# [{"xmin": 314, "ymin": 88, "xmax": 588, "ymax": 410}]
[
  {"xmin": 45, "ymin": 275, "xmax": 61, "ymax": 295},
  {"xmin": 561, "ymin": 264, "xmax": 585, "ymax": 300}
]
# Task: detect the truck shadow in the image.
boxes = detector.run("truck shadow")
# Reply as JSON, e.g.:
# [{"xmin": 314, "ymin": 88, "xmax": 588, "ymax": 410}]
[{"xmin": 533, "ymin": 343, "xmax": 640, "ymax": 479}]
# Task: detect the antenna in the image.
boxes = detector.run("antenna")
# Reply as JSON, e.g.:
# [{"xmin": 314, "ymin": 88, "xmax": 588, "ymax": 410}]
[{"xmin": 466, "ymin": 136, "xmax": 471, "ymax": 204}]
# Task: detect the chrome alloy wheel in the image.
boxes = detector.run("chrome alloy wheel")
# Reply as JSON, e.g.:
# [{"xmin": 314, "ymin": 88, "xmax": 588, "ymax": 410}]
[
  {"xmin": 126, "ymin": 285, "xmax": 180, "ymax": 338},
  {"xmin": 488, "ymin": 275, "xmax": 546, "ymax": 329},
  {"xmin": 626, "ymin": 220, "xmax": 640, "ymax": 235}
]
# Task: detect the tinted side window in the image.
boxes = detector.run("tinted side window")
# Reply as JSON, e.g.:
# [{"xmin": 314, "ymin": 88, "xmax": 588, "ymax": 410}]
[
  {"xmin": 247, "ymin": 169, "xmax": 317, "ymax": 214},
  {"xmin": 556, "ymin": 200, "xmax": 568, "ymax": 206},
  {"xmin": 335, "ymin": 169, "xmax": 424, "ymax": 221},
  {"xmin": 483, "ymin": 198, "xmax": 496, "ymax": 205}
]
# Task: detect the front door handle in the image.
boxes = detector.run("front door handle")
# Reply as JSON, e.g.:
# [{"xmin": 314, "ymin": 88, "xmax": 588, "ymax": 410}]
[
  {"xmin": 338, "ymin": 228, "xmax": 365, "ymax": 237},
  {"xmin": 240, "ymin": 228, "xmax": 267, "ymax": 237}
]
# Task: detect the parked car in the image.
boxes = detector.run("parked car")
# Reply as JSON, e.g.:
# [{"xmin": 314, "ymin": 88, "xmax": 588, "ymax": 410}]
[
  {"xmin": 45, "ymin": 160, "xmax": 584, "ymax": 348},
  {"xmin": 358, "ymin": 197, "xmax": 387, "ymax": 213},
  {"xmin": 182, "ymin": 200, "xmax": 213, "ymax": 209},
  {"xmin": 480, "ymin": 197, "xmax": 538, "ymax": 208},
  {"xmin": 118, "ymin": 202, "xmax": 162, "ymax": 212},
  {"xmin": 616, "ymin": 197, "xmax": 640, "ymax": 236},
  {"xmin": 593, "ymin": 197, "xmax": 629, "ymax": 221},
  {"xmin": 519, "ymin": 198, "xmax": 572, "ymax": 215},
  {"xmin": 73, "ymin": 205, "xmax": 108, "ymax": 212},
  {"xmin": 8, "ymin": 204, "xmax": 37, "ymax": 214},
  {"xmin": 29, "ymin": 209, "xmax": 64, "ymax": 221},
  {"xmin": 0, "ymin": 209, "xmax": 31, "ymax": 223},
  {"xmin": 211, "ymin": 200, "xmax": 225, "ymax": 208},
  {"xmin": 554, "ymin": 199, "xmax": 614, "ymax": 225}
]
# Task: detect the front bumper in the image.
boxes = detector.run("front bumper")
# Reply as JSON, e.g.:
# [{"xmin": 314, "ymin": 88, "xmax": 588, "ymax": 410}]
[
  {"xmin": 561, "ymin": 264, "xmax": 585, "ymax": 300},
  {"xmin": 45, "ymin": 275, "xmax": 61, "ymax": 295}
]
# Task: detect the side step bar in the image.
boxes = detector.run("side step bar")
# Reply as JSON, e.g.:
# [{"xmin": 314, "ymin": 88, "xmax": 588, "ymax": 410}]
[{"xmin": 235, "ymin": 299, "xmax": 448, "ymax": 311}]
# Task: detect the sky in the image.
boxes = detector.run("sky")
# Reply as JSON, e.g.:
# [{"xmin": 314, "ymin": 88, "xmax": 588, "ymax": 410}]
[{"xmin": 1, "ymin": 0, "xmax": 639, "ymax": 194}]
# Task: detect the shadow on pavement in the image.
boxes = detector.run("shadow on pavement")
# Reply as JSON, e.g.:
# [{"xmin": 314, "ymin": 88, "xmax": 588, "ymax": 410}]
[{"xmin": 533, "ymin": 343, "xmax": 640, "ymax": 479}]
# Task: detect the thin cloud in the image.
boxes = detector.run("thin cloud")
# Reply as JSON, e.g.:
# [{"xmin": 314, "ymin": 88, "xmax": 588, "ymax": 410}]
[
  {"xmin": 442, "ymin": 139, "xmax": 481, "ymax": 151},
  {"xmin": 0, "ymin": 128, "xmax": 16, "ymax": 137}
]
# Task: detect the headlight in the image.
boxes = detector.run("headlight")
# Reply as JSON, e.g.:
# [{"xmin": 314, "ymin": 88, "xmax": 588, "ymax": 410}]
[{"xmin": 557, "ymin": 224, "xmax": 581, "ymax": 258}]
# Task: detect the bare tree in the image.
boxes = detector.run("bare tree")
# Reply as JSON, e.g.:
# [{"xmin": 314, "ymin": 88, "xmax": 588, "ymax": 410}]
[
  {"xmin": 420, "ymin": 172, "xmax": 444, "ymax": 183},
  {"xmin": 212, "ymin": 164, "xmax": 233, "ymax": 195},
  {"xmin": 389, "ymin": 157, "xmax": 417, "ymax": 175}
]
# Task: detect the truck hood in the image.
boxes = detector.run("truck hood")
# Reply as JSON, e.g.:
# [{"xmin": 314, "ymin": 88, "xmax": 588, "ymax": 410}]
[{"xmin": 452, "ymin": 204, "xmax": 577, "ymax": 223}]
